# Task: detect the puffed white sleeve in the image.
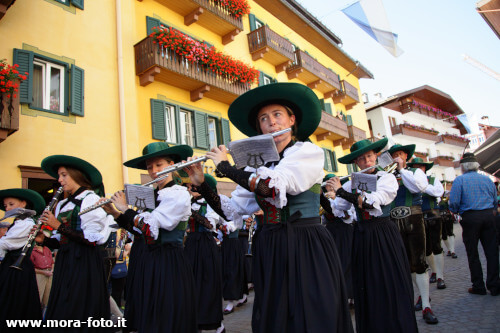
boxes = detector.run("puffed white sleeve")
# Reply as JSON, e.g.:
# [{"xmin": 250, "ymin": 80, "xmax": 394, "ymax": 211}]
[
  {"xmin": 0, "ymin": 217, "xmax": 34, "ymax": 258},
  {"xmin": 137, "ymin": 185, "xmax": 191, "ymax": 239},
  {"xmin": 80, "ymin": 193, "xmax": 108, "ymax": 243},
  {"xmin": 362, "ymin": 172, "xmax": 398, "ymax": 217},
  {"xmin": 205, "ymin": 205, "xmax": 220, "ymax": 230},
  {"xmin": 330, "ymin": 181, "xmax": 354, "ymax": 218},
  {"xmin": 400, "ymin": 168, "xmax": 428, "ymax": 193},
  {"xmin": 254, "ymin": 142, "xmax": 324, "ymax": 208},
  {"xmin": 219, "ymin": 186, "xmax": 260, "ymax": 230},
  {"xmin": 425, "ymin": 179, "xmax": 444, "ymax": 198}
]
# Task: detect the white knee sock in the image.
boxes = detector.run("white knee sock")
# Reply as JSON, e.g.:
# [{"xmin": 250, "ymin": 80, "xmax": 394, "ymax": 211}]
[
  {"xmin": 225, "ymin": 301, "xmax": 235, "ymax": 311},
  {"xmin": 448, "ymin": 235, "xmax": 455, "ymax": 253},
  {"xmin": 443, "ymin": 239, "xmax": 450, "ymax": 252},
  {"xmin": 415, "ymin": 273, "xmax": 431, "ymax": 309},
  {"xmin": 434, "ymin": 253, "xmax": 444, "ymax": 279},
  {"xmin": 426, "ymin": 254, "xmax": 436, "ymax": 274},
  {"xmin": 109, "ymin": 296, "xmax": 122, "ymax": 317}
]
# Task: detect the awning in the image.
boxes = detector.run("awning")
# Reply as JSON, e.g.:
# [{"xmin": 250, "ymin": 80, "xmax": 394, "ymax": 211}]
[{"xmin": 474, "ymin": 129, "xmax": 500, "ymax": 176}]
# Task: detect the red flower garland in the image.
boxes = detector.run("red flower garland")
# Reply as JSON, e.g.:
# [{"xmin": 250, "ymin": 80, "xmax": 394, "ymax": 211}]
[
  {"xmin": 213, "ymin": 0, "xmax": 250, "ymax": 18},
  {"xmin": 150, "ymin": 27, "xmax": 259, "ymax": 84},
  {"xmin": 0, "ymin": 59, "xmax": 28, "ymax": 100}
]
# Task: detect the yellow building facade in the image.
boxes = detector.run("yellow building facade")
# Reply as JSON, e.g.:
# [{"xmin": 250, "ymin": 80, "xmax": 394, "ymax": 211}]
[{"xmin": 0, "ymin": 0, "xmax": 372, "ymax": 201}]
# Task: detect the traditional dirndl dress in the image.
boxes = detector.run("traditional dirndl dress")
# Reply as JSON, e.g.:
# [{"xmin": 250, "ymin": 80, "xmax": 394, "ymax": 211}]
[
  {"xmin": 221, "ymin": 229, "xmax": 248, "ymax": 301},
  {"xmin": 184, "ymin": 200, "xmax": 222, "ymax": 330},
  {"xmin": 0, "ymin": 218, "xmax": 42, "ymax": 329},
  {"xmin": 44, "ymin": 191, "xmax": 111, "ymax": 332}
]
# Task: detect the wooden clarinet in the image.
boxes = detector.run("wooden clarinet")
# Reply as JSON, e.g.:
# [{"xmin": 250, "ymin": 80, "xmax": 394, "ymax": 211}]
[
  {"xmin": 10, "ymin": 186, "xmax": 64, "ymax": 271},
  {"xmin": 246, "ymin": 215, "xmax": 255, "ymax": 257}
]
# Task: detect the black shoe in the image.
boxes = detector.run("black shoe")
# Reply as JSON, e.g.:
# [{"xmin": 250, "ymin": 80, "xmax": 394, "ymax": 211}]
[
  {"xmin": 451, "ymin": 252, "xmax": 458, "ymax": 259},
  {"xmin": 468, "ymin": 287, "xmax": 487, "ymax": 295},
  {"xmin": 415, "ymin": 296, "xmax": 422, "ymax": 311},
  {"xmin": 423, "ymin": 307, "xmax": 439, "ymax": 324},
  {"xmin": 429, "ymin": 273, "xmax": 437, "ymax": 283},
  {"xmin": 437, "ymin": 278, "xmax": 446, "ymax": 289}
]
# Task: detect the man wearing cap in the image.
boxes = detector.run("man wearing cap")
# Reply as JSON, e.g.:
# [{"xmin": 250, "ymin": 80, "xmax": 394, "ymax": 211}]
[
  {"xmin": 408, "ymin": 157, "xmax": 446, "ymax": 290},
  {"xmin": 388, "ymin": 144, "xmax": 438, "ymax": 324},
  {"xmin": 449, "ymin": 153, "xmax": 500, "ymax": 296},
  {"xmin": 325, "ymin": 138, "xmax": 417, "ymax": 332}
]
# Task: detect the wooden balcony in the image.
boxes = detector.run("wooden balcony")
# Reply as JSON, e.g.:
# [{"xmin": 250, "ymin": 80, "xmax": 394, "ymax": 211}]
[
  {"xmin": 413, "ymin": 152, "xmax": 429, "ymax": 161},
  {"xmin": 430, "ymin": 156, "xmax": 455, "ymax": 168},
  {"xmin": 153, "ymin": 0, "xmax": 243, "ymax": 44},
  {"xmin": 333, "ymin": 80, "xmax": 359, "ymax": 110},
  {"xmin": 314, "ymin": 111, "xmax": 349, "ymax": 142},
  {"xmin": 334, "ymin": 125, "xmax": 366, "ymax": 149},
  {"xmin": 247, "ymin": 26, "xmax": 296, "ymax": 72},
  {"xmin": 399, "ymin": 102, "xmax": 457, "ymax": 125},
  {"xmin": 0, "ymin": 0, "xmax": 16, "ymax": 21},
  {"xmin": 391, "ymin": 124, "xmax": 439, "ymax": 142},
  {"xmin": 134, "ymin": 36, "xmax": 251, "ymax": 104},
  {"xmin": 286, "ymin": 50, "xmax": 341, "ymax": 95},
  {"xmin": 437, "ymin": 134, "xmax": 469, "ymax": 148},
  {"xmin": 0, "ymin": 91, "xmax": 20, "ymax": 143}
]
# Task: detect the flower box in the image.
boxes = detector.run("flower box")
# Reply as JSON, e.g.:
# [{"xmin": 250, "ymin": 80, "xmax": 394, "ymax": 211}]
[{"xmin": 0, "ymin": 90, "xmax": 19, "ymax": 142}]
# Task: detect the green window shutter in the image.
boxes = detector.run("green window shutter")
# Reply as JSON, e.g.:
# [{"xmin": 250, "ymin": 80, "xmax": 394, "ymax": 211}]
[
  {"xmin": 151, "ymin": 99, "xmax": 167, "ymax": 140},
  {"xmin": 13, "ymin": 49, "xmax": 34, "ymax": 104},
  {"xmin": 221, "ymin": 118, "xmax": 231, "ymax": 146},
  {"xmin": 147, "ymin": 16, "xmax": 161, "ymax": 35},
  {"xmin": 249, "ymin": 13, "xmax": 256, "ymax": 31},
  {"xmin": 323, "ymin": 148, "xmax": 333, "ymax": 171},
  {"xmin": 194, "ymin": 111, "xmax": 209, "ymax": 149},
  {"xmin": 346, "ymin": 115, "xmax": 353, "ymax": 126},
  {"xmin": 70, "ymin": 64, "xmax": 84, "ymax": 116},
  {"xmin": 319, "ymin": 99, "xmax": 326, "ymax": 112},
  {"xmin": 71, "ymin": 0, "xmax": 84, "ymax": 10},
  {"xmin": 331, "ymin": 151, "xmax": 338, "ymax": 172},
  {"xmin": 324, "ymin": 102, "xmax": 333, "ymax": 115},
  {"xmin": 258, "ymin": 71, "xmax": 264, "ymax": 86}
]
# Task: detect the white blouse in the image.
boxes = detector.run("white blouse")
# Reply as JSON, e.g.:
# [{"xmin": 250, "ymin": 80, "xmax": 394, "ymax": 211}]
[
  {"xmin": 138, "ymin": 185, "xmax": 191, "ymax": 240},
  {"xmin": 192, "ymin": 198, "xmax": 218, "ymax": 231},
  {"xmin": 55, "ymin": 190, "xmax": 113, "ymax": 245},
  {"xmin": 0, "ymin": 217, "xmax": 34, "ymax": 259},
  {"xmin": 331, "ymin": 171, "xmax": 398, "ymax": 218},
  {"xmin": 219, "ymin": 141, "xmax": 324, "ymax": 226}
]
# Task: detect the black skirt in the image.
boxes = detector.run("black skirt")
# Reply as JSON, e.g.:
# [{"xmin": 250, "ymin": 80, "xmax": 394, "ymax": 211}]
[
  {"xmin": 44, "ymin": 242, "xmax": 110, "ymax": 332},
  {"xmin": 0, "ymin": 250, "xmax": 42, "ymax": 330},
  {"xmin": 238, "ymin": 233, "xmax": 253, "ymax": 283},
  {"xmin": 352, "ymin": 217, "xmax": 418, "ymax": 333},
  {"xmin": 221, "ymin": 237, "xmax": 247, "ymax": 300},
  {"xmin": 184, "ymin": 232, "xmax": 223, "ymax": 330},
  {"xmin": 325, "ymin": 219, "xmax": 354, "ymax": 299},
  {"xmin": 131, "ymin": 242, "xmax": 198, "ymax": 332},
  {"xmin": 123, "ymin": 236, "xmax": 146, "ymax": 331},
  {"xmin": 252, "ymin": 221, "xmax": 353, "ymax": 333}
]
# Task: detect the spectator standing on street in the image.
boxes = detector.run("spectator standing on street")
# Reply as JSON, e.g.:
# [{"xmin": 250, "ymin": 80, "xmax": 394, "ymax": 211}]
[{"xmin": 449, "ymin": 153, "xmax": 500, "ymax": 296}]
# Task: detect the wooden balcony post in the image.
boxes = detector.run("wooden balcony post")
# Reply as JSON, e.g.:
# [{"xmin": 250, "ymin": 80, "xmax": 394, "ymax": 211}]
[
  {"xmin": 190, "ymin": 85, "xmax": 210, "ymax": 102},
  {"xmin": 185, "ymin": 7, "xmax": 204, "ymax": 26},
  {"xmin": 222, "ymin": 28, "xmax": 240, "ymax": 45},
  {"xmin": 139, "ymin": 66, "xmax": 161, "ymax": 86}
]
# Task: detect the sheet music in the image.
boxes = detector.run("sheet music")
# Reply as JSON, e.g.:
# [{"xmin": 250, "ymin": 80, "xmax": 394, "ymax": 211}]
[
  {"xmin": 378, "ymin": 151, "xmax": 394, "ymax": 168},
  {"xmin": 228, "ymin": 134, "xmax": 280, "ymax": 169},
  {"xmin": 124, "ymin": 184, "xmax": 156, "ymax": 210},
  {"xmin": 351, "ymin": 172, "xmax": 377, "ymax": 192}
]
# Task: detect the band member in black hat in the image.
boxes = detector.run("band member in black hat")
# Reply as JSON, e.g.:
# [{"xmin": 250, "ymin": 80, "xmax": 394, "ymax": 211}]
[
  {"xmin": 184, "ymin": 82, "xmax": 353, "ymax": 333},
  {"xmin": 0, "ymin": 189, "xmax": 45, "ymax": 327},
  {"xmin": 39, "ymin": 155, "xmax": 112, "ymax": 329},
  {"xmin": 325, "ymin": 138, "xmax": 417, "ymax": 332},
  {"xmin": 388, "ymin": 144, "xmax": 438, "ymax": 324},
  {"xmin": 408, "ymin": 157, "xmax": 446, "ymax": 290},
  {"xmin": 103, "ymin": 142, "xmax": 197, "ymax": 332}
]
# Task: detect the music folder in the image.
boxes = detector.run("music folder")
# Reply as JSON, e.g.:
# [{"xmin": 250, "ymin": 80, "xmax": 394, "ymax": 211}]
[{"xmin": 124, "ymin": 184, "xmax": 156, "ymax": 210}]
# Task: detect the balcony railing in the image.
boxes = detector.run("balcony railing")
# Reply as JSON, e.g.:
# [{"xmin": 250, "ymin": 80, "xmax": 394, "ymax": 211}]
[
  {"xmin": 134, "ymin": 36, "xmax": 251, "ymax": 104},
  {"xmin": 437, "ymin": 134, "xmax": 469, "ymax": 148},
  {"xmin": 430, "ymin": 156, "xmax": 455, "ymax": 168},
  {"xmin": 286, "ymin": 50, "xmax": 341, "ymax": 95},
  {"xmin": 335, "ymin": 125, "xmax": 366, "ymax": 149},
  {"xmin": 247, "ymin": 25, "xmax": 296, "ymax": 72},
  {"xmin": 399, "ymin": 102, "xmax": 457, "ymax": 125},
  {"xmin": 0, "ymin": 92, "xmax": 20, "ymax": 143},
  {"xmin": 153, "ymin": 0, "xmax": 243, "ymax": 44},
  {"xmin": 333, "ymin": 80, "xmax": 359, "ymax": 110},
  {"xmin": 391, "ymin": 124, "xmax": 439, "ymax": 142},
  {"xmin": 314, "ymin": 111, "xmax": 349, "ymax": 142}
]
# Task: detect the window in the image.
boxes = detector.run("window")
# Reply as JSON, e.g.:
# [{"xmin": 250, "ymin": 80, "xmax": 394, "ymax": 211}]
[
  {"xmin": 319, "ymin": 99, "xmax": 333, "ymax": 115},
  {"xmin": 389, "ymin": 117, "xmax": 397, "ymax": 128},
  {"xmin": 323, "ymin": 148, "xmax": 338, "ymax": 172},
  {"xmin": 151, "ymin": 99, "xmax": 231, "ymax": 149},
  {"xmin": 258, "ymin": 71, "xmax": 277, "ymax": 86},
  {"xmin": 248, "ymin": 14, "xmax": 264, "ymax": 31},
  {"xmin": 14, "ymin": 49, "xmax": 84, "ymax": 116}
]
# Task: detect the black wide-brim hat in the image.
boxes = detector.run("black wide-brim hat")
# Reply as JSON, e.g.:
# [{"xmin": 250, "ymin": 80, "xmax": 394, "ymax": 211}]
[
  {"xmin": 338, "ymin": 138, "xmax": 388, "ymax": 164},
  {"xmin": 460, "ymin": 152, "xmax": 478, "ymax": 164},
  {"xmin": 407, "ymin": 157, "xmax": 434, "ymax": 171},
  {"xmin": 42, "ymin": 155, "xmax": 103, "ymax": 188},
  {"xmin": 228, "ymin": 82, "xmax": 322, "ymax": 141},
  {"xmin": 124, "ymin": 142, "xmax": 193, "ymax": 170},
  {"xmin": 0, "ymin": 188, "xmax": 46, "ymax": 214},
  {"xmin": 388, "ymin": 144, "xmax": 416, "ymax": 161}
]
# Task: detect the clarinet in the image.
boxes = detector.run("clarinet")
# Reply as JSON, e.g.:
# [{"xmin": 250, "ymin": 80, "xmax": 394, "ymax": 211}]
[
  {"xmin": 246, "ymin": 215, "xmax": 255, "ymax": 257},
  {"xmin": 10, "ymin": 186, "xmax": 64, "ymax": 271}
]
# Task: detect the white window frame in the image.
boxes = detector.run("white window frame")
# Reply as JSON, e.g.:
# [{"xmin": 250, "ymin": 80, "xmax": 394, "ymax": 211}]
[
  {"xmin": 33, "ymin": 59, "xmax": 65, "ymax": 113},
  {"xmin": 208, "ymin": 117, "xmax": 218, "ymax": 149},
  {"xmin": 179, "ymin": 109, "xmax": 194, "ymax": 146},
  {"xmin": 165, "ymin": 104, "xmax": 177, "ymax": 143}
]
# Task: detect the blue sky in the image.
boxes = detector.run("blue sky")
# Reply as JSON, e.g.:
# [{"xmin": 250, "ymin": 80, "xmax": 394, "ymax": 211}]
[{"xmin": 297, "ymin": 0, "xmax": 500, "ymax": 128}]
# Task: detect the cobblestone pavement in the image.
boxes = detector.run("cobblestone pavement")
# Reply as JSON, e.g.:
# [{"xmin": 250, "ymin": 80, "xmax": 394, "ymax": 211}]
[{"xmin": 219, "ymin": 223, "xmax": 500, "ymax": 333}]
